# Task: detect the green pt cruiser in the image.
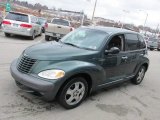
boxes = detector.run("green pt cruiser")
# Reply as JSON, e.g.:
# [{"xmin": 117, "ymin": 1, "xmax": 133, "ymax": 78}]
[{"xmin": 10, "ymin": 26, "xmax": 149, "ymax": 109}]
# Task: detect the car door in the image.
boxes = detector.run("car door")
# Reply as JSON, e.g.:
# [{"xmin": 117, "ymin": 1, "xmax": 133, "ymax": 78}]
[
  {"xmin": 101, "ymin": 34, "xmax": 129, "ymax": 84},
  {"xmin": 123, "ymin": 33, "xmax": 140, "ymax": 77}
]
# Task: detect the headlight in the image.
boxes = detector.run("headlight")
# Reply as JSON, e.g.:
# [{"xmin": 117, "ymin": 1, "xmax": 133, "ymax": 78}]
[{"xmin": 38, "ymin": 70, "xmax": 65, "ymax": 79}]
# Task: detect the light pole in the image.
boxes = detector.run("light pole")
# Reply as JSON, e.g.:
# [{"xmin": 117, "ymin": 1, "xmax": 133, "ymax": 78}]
[
  {"xmin": 81, "ymin": 12, "xmax": 85, "ymax": 26},
  {"xmin": 138, "ymin": 10, "xmax": 148, "ymax": 34},
  {"xmin": 91, "ymin": 0, "xmax": 98, "ymax": 22}
]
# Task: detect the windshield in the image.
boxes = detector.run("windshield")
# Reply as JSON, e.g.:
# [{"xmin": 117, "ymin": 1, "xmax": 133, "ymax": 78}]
[
  {"xmin": 5, "ymin": 12, "xmax": 28, "ymax": 23},
  {"xmin": 149, "ymin": 38, "xmax": 158, "ymax": 42},
  {"xmin": 61, "ymin": 28, "xmax": 108, "ymax": 50},
  {"xmin": 52, "ymin": 19, "xmax": 69, "ymax": 26},
  {"xmin": 39, "ymin": 18, "xmax": 46, "ymax": 25}
]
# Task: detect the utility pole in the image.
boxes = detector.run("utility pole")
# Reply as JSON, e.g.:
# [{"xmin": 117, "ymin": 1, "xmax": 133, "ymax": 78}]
[
  {"xmin": 91, "ymin": 0, "xmax": 97, "ymax": 22},
  {"xmin": 81, "ymin": 12, "xmax": 85, "ymax": 26}
]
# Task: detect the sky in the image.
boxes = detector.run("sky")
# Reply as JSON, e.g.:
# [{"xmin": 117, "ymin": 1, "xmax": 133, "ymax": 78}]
[{"xmin": 19, "ymin": 0, "xmax": 160, "ymax": 29}]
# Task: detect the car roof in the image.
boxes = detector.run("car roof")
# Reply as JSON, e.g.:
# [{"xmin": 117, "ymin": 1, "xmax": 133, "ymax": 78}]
[
  {"xmin": 8, "ymin": 11, "xmax": 34, "ymax": 17},
  {"xmin": 83, "ymin": 26, "xmax": 138, "ymax": 35}
]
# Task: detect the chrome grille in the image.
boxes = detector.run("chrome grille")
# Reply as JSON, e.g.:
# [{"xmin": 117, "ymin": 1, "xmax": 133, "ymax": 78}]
[{"xmin": 17, "ymin": 56, "xmax": 36, "ymax": 73}]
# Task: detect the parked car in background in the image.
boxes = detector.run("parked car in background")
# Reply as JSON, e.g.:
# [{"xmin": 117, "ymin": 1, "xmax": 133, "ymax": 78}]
[
  {"xmin": 158, "ymin": 40, "xmax": 160, "ymax": 51},
  {"xmin": 2, "ymin": 11, "xmax": 42, "ymax": 40},
  {"xmin": 45, "ymin": 18, "xmax": 73, "ymax": 41},
  {"xmin": 11, "ymin": 27, "xmax": 149, "ymax": 109},
  {"xmin": 38, "ymin": 17, "xmax": 47, "ymax": 33},
  {"xmin": 147, "ymin": 37, "xmax": 158, "ymax": 50},
  {"xmin": 0, "ymin": 12, "xmax": 3, "ymax": 27}
]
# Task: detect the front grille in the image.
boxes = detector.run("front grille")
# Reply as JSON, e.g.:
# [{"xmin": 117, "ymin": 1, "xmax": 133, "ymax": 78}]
[{"xmin": 17, "ymin": 56, "xmax": 37, "ymax": 73}]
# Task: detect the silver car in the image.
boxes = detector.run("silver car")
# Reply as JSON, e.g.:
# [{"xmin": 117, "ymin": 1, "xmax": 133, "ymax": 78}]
[
  {"xmin": 2, "ymin": 12, "xmax": 42, "ymax": 40},
  {"xmin": 147, "ymin": 37, "xmax": 158, "ymax": 50}
]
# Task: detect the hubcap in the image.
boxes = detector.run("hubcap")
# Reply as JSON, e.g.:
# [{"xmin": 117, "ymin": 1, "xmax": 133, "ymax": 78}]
[
  {"xmin": 137, "ymin": 68, "xmax": 145, "ymax": 83},
  {"xmin": 65, "ymin": 82, "xmax": 85, "ymax": 105}
]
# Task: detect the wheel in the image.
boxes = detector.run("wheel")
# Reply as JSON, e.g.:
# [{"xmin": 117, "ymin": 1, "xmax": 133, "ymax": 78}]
[
  {"xmin": 5, "ymin": 33, "xmax": 10, "ymax": 37},
  {"xmin": 131, "ymin": 66, "xmax": 146, "ymax": 85},
  {"xmin": 58, "ymin": 77, "xmax": 88, "ymax": 109},
  {"xmin": 30, "ymin": 32, "xmax": 35, "ymax": 40},
  {"xmin": 45, "ymin": 35, "xmax": 50, "ymax": 41},
  {"xmin": 157, "ymin": 48, "xmax": 160, "ymax": 51},
  {"xmin": 42, "ymin": 27, "xmax": 45, "ymax": 33}
]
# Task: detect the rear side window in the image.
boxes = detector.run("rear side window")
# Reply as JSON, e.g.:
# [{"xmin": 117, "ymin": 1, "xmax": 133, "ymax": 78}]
[
  {"xmin": 5, "ymin": 12, "xmax": 28, "ymax": 23},
  {"xmin": 125, "ymin": 34, "xmax": 139, "ymax": 51},
  {"xmin": 52, "ymin": 19, "xmax": 69, "ymax": 26},
  {"xmin": 138, "ymin": 35, "xmax": 146, "ymax": 49},
  {"xmin": 31, "ymin": 16, "xmax": 38, "ymax": 24}
]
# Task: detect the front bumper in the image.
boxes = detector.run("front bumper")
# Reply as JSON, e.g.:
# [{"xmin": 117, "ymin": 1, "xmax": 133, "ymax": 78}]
[{"xmin": 10, "ymin": 59, "xmax": 59, "ymax": 101}]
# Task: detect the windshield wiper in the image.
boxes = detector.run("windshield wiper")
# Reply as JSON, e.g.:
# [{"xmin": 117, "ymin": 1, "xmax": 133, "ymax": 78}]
[
  {"xmin": 63, "ymin": 42, "xmax": 80, "ymax": 48},
  {"xmin": 61, "ymin": 42, "xmax": 94, "ymax": 50}
]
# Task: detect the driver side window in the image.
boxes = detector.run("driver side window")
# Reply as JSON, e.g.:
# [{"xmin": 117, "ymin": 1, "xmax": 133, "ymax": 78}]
[{"xmin": 108, "ymin": 35, "xmax": 124, "ymax": 51}]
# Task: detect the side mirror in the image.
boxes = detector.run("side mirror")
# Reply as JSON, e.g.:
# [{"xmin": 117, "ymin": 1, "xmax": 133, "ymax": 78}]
[{"xmin": 105, "ymin": 47, "xmax": 120, "ymax": 55}]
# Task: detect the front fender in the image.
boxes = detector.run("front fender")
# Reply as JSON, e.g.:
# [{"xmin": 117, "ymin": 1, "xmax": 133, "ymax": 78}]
[{"xmin": 32, "ymin": 60, "xmax": 105, "ymax": 91}]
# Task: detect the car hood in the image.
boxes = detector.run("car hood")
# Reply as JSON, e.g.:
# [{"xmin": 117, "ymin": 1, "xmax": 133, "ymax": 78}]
[{"xmin": 24, "ymin": 41, "xmax": 98, "ymax": 61}]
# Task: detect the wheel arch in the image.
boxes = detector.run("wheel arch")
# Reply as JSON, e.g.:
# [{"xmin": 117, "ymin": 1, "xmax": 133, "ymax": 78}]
[
  {"xmin": 142, "ymin": 63, "xmax": 149, "ymax": 71},
  {"xmin": 56, "ymin": 72, "xmax": 93, "ymax": 99}
]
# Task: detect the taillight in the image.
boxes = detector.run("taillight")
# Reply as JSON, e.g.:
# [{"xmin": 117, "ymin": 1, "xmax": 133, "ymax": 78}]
[
  {"xmin": 2, "ymin": 20, "xmax": 11, "ymax": 25},
  {"xmin": 45, "ymin": 23, "xmax": 48, "ymax": 28},
  {"xmin": 20, "ymin": 24, "xmax": 32, "ymax": 28},
  {"xmin": 70, "ymin": 27, "xmax": 73, "ymax": 31}
]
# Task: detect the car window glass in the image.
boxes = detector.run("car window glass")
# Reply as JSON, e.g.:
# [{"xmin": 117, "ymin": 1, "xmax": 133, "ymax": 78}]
[
  {"xmin": 108, "ymin": 35, "xmax": 124, "ymax": 51},
  {"xmin": 138, "ymin": 35, "xmax": 146, "ymax": 49},
  {"xmin": 38, "ymin": 18, "xmax": 46, "ymax": 25},
  {"xmin": 61, "ymin": 28, "xmax": 108, "ymax": 50},
  {"xmin": 52, "ymin": 19, "xmax": 69, "ymax": 26},
  {"xmin": 125, "ymin": 34, "xmax": 139, "ymax": 51},
  {"xmin": 5, "ymin": 12, "xmax": 28, "ymax": 23},
  {"xmin": 31, "ymin": 16, "xmax": 38, "ymax": 24},
  {"xmin": 148, "ymin": 38, "xmax": 158, "ymax": 42}
]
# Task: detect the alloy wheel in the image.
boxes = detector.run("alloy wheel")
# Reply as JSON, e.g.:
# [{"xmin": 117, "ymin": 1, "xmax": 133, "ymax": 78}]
[{"xmin": 65, "ymin": 82, "xmax": 85, "ymax": 106}]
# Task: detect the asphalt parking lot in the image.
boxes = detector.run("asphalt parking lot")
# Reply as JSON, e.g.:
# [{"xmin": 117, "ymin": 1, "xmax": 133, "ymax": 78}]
[{"xmin": 0, "ymin": 32, "xmax": 160, "ymax": 120}]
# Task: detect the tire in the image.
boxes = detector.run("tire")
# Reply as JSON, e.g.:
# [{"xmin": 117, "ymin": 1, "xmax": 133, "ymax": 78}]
[
  {"xmin": 5, "ymin": 33, "xmax": 10, "ymax": 37},
  {"xmin": 131, "ymin": 66, "xmax": 146, "ymax": 85},
  {"xmin": 58, "ymin": 77, "xmax": 88, "ymax": 109},
  {"xmin": 42, "ymin": 27, "xmax": 45, "ymax": 33},
  {"xmin": 45, "ymin": 35, "xmax": 50, "ymax": 41},
  {"xmin": 30, "ymin": 32, "xmax": 35, "ymax": 40},
  {"xmin": 157, "ymin": 48, "xmax": 160, "ymax": 51}
]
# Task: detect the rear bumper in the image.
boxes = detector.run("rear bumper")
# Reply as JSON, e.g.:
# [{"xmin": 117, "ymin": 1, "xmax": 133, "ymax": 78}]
[
  {"xmin": 10, "ymin": 59, "xmax": 59, "ymax": 101},
  {"xmin": 45, "ymin": 31, "xmax": 65, "ymax": 38},
  {"xmin": 2, "ymin": 26, "xmax": 33, "ymax": 36}
]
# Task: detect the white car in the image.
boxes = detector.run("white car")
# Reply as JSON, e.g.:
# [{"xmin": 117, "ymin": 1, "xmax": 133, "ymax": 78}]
[{"xmin": 2, "ymin": 11, "xmax": 42, "ymax": 40}]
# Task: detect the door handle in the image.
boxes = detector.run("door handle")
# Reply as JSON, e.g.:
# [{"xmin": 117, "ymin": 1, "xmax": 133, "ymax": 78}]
[{"xmin": 122, "ymin": 56, "xmax": 128, "ymax": 60}]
